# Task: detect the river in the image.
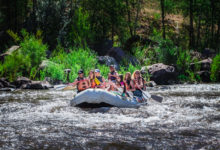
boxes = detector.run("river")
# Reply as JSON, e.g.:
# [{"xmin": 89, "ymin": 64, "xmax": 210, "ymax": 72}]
[{"xmin": 0, "ymin": 84, "xmax": 219, "ymax": 150}]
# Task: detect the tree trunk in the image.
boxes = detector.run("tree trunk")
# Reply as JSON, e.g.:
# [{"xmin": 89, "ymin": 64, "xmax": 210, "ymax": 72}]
[
  {"xmin": 211, "ymin": 0, "xmax": 215, "ymax": 47},
  {"xmin": 134, "ymin": 0, "xmax": 141, "ymax": 35},
  {"xmin": 189, "ymin": 0, "xmax": 194, "ymax": 49},
  {"xmin": 196, "ymin": 15, "xmax": 201, "ymax": 48},
  {"xmin": 161, "ymin": 0, "xmax": 166, "ymax": 39}
]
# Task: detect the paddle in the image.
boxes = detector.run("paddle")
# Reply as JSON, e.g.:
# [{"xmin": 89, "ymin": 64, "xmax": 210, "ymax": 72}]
[
  {"xmin": 54, "ymin": 84, "xmax": 76, "ymax": 91},
  {"xmin": 141, "ymin": 89, "xmax": 163, "ymax": 103}
]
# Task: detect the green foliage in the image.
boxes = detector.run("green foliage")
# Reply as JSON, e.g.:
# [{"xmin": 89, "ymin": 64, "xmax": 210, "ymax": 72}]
[
  {"xmin": 155, "ymin": 39, "xmax": 178, "ymax": 65},
  {"xmin": 7, "ymin": 30, "xmax": 21, "ymax": 43},
  {"xmin": 0, "ymin": 30, "xmax": 47, "ymax": 81},
  {"xmin": 41, "ymin": 48, "xmax": 98, "ymax": 82},
  {"xmin": 210, "ymin": 54, "xmax": 220, "ymax": 82},
  {"xmin": 0, "ymin": 52, "xmax": 31, "ymax": 82},
  {"xmin": 69, "ymin": 7, "xmax": 93, "ymax": 48},
  {"xmin": 20, "ymin": 29, "xmax": 47, "ymax": 67},
  {"xmin": 176, "ymin": 49, "xmax": 192, "ymax": 72}
]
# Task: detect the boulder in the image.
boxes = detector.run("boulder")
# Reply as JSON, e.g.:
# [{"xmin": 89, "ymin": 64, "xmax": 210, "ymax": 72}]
[
  {"xmin": 145, "ymin": 63, "xmax": 178, "ymax": 85},
  {"xmin": 21, "ymin": 81, "xmax": 53, "ymax": 90},
  {"xmin": 97, "ymin": 56, "xmax": 120, "ymax": 70},
  {"xmin": 107, "ymin": 47, "xmax": 126, "ymax": 63},
  {"xmin": 196, "ymin": 71, "xmax": 211, "ymax": 82},
  {"xmin": 91, "ymin": 39, "xmax": 113, "ymax": 56},
  {"xmin": 190, "ymin": 51, "xmax": 202, "ymax": 60},
  {"xmin": 0, "ymin": 82, "xmax": 4, "ymax": 88},
  {"xmin": 0, "ymin": 45, "xmax": 20, "ymax": 62},
  {"xmin": 0, "ymin": 78, "xmax": 16, "ymax": 88},
  {"xmin": 191, "ymin": 58, "xmax": 212, "ymax": 71},
  {"xmin": 12, "ymin": 77, "xmax": 32, "ymax": 88}
]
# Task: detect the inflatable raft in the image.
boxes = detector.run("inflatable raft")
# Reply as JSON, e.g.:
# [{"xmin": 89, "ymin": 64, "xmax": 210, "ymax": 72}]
[{"xmin": 70, "ymin": 89, "xmax": 151, "ymax": 108}]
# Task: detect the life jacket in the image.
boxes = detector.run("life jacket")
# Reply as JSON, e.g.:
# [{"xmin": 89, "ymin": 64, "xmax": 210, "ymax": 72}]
[
  {"xmin": 95, "ymin": 76, "xmax": 103, "ymax": 88},
  {"xmin": 126, "ymin": 79, "xmax": 133, "ymax": 90},
  {"xmin": 109, "ymin": 71, "xmax": 117, "ymax": 81},
  {"xmin": 96, "ymin": 76, "xmax": 103, "ymax": 83},
  {"xmin": 90, "ymin": 79, "xmax": 96, "ymax": 88},
  {"xmin": 77, "ymin": 77, "xmax": 88, "ymax": 92}
]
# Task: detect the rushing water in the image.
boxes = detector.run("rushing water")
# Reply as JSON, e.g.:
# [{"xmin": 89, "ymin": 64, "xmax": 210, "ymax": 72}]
[{"xmin": 0, "ymin": 84, "xmax": 219, "ymax": 150}]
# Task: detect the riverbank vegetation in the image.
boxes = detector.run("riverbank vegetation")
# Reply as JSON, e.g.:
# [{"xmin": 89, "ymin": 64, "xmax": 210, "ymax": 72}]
[{"xmin": 0, "ymin": 0, "xmax": 219, "ymax": 84}]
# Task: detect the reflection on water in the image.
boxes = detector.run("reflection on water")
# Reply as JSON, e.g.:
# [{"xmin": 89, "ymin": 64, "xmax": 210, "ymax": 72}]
[{"xmin": 0, "ymin": 84, "xmax": 220, "ymax": 149}]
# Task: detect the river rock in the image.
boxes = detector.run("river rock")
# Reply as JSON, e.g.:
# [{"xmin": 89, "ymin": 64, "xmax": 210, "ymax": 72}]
[
  {"xmin": 0, "ymin": 82, "xmax": 4, "ymax": 88},
  {"xmin": 144, "ymin": 63, "xmax": 178, "ymax": 85},
  {"xmin": 12, "ymin": 77, "xmax": 32, "ymax": 88},
  {"xmin": 0, "ymin": 45, "xmax": 20, "ymax": 62},
  {"xmin": 191, "ymin": 58, "xmax": 212, "ymax": 71},
  {"xmin": 97, "ymin": 56, "xmax": 119, "ymax": 70},
  {"xmin": 190, "ymin": 51, "xmax": 202, "ymax": 60},
  {"xmin": 107, "ymin": 47, "xmax": 126, "ymax": 63},
  {"xmin": 0, "ymin": 78, "xmax": 16, "ymax": 88},
  {"xmin": 91, "ymin": 39, "xmax": 113, "ymax": 56},
  {"xmin": 21, "ymin": 81, "xmax": 53, "ymax": 89},
  {"xmin": 196, "ymin": 71, "xmax": 211, "ymax": 82}
]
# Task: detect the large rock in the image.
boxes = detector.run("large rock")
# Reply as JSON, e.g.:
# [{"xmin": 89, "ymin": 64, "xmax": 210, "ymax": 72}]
[
  {"xmin": 191, "ymin": 58, "xmax": 212, "ymax": 71},
  {"xmin": 107, "ymin": 47, "xmax": 139, "ymax": 65},
  {"xmin": 0, "ymin": 45, "xmax": 20, "ymax": 62},
  {"xmin": 21, "ymin": 81, "xmax": 53, "ymax": 90},
  {"xmin": 12, "ymin": 77, "xmax": 32, "ymax": 88},
  {"xmin": 143, "ymin": 63, "xmax": 178, "ymax": 85},
  {"xmin": 107, "ymin": 47, "xmax": 126, "ymax": 63},
  {"xmin": 97, "ymin": 56, "xmax": 120, "ymax": 70},
  {"xmin": 91, "ymin": 39, "xmax": 113, "ymax": 56},
  {"xmin": 0, "ymin": 78, "xmax": 16, "ymax": 88},
  {"xmin": 190, "ymin": 51, "xmax": 202, "ymax": 60},
  {"xmin": 0, "ymin": 82, "xmax": 4, "ymax": 88}
]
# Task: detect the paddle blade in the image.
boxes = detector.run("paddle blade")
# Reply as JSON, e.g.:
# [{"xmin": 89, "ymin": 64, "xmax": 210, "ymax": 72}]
[
  {"xmin": 63, "ymin": 86, "xmax": 76, "ymax": 91},
  {"xmin": 151, "ymin": 95, "xmax": 163, "ymax": 103}
]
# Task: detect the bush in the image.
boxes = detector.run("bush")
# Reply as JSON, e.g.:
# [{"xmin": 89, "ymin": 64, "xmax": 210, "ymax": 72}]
[
  {"xmin": 0, "ymin": 52, "xmax": 31, "ymax": 81},
  {"xmin": 210, "ymin": 54, "xmax": 220, "ymax": 82},
  {"xmin": 155, "ymin": 39, "xmax": 178, "ymax": 65},
  {"xmin": 0, "ymin": 29, "xmax": 47, "ymax": 81},
  {"xmin": 41, "ymin": 47, "xmax": 98, "ymax": 82}
]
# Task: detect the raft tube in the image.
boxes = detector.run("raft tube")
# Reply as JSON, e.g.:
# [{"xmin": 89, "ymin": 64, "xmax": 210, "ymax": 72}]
[{"xmin": 70, "ymin": 89, "xmax": 150, "ymax": 108}]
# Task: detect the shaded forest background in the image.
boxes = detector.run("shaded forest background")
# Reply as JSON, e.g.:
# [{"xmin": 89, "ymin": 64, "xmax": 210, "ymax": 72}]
[{"xmin": 0, "ymin": 0, "xmax": 219, "ymax": 83}]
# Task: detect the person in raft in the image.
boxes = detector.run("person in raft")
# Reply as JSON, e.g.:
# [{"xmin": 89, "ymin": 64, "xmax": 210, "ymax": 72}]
[
  {"xmin": 69, "ymin": 69, "xmax": 90, "ymax": 93},
  {"xmin": 88, "ymin": 69, "xmax": 96, "ymax": 88},
  {"xmin": 131, "ymin": 70, "xmax": 145, "ymax": 102},
  {"xmin": 107, "ymin": 65, "xmax": 118, "ymax": 91},
  {"xmin": 94, "ymin": 69, "xmax": 106, "ymax": 88}
]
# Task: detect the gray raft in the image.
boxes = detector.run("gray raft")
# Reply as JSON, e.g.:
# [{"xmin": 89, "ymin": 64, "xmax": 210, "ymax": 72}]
[{"xmin": 70, "ymin": 89, "xmax": 151, "ymax": 108}]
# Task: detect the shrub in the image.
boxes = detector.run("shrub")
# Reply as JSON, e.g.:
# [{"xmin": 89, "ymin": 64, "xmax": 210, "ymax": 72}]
[
  {"xmin": 0, "ymin": 52, "xmax": 31, "ymax": 81},
  {"xmin": 210, "ymin": 54, "xmax": 220, "ymax": 82},
  {"xmin": 20, "ymin": 29, "xmax": 47, "ymax": 67},
  {"xmin": 0, "ymin": 29, "xmax": 47, "ymax": 81},
  {"xmin": 155, "ymin": 39, "xmax": 178, "ymax": 65}
]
